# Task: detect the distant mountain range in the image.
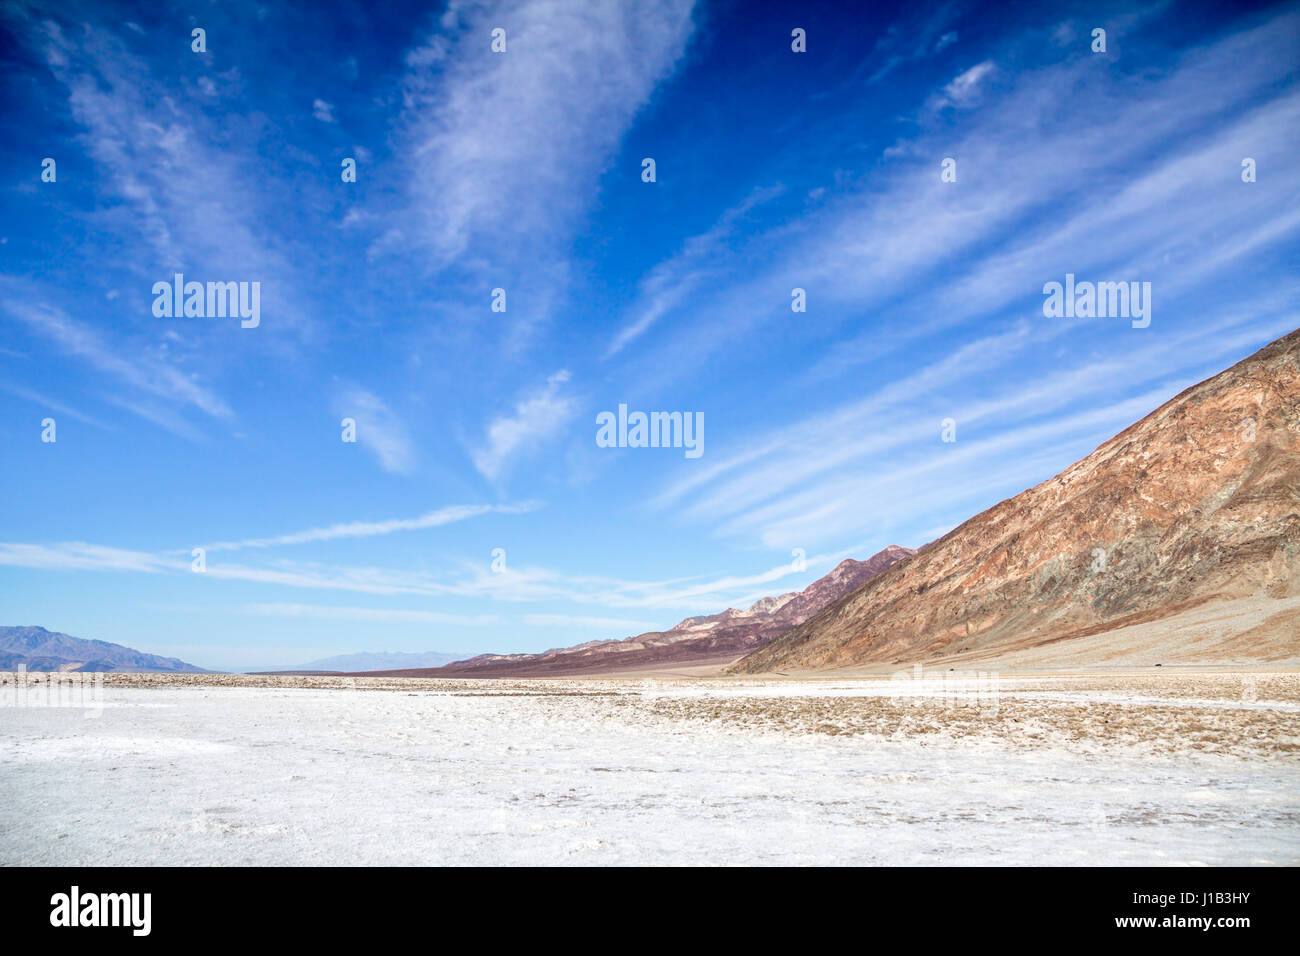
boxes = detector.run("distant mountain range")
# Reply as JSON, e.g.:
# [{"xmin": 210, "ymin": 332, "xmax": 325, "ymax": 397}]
[
  {"xmin": 356, "ymin": 545, "xmax": 916, "ymax": 677},
  {"xmin": 734, "ymin": 327, "xmax": 1300, "ymax": 673},
  {"xmin": 0, "ymin": 626, "xmax": 207, "ymax": 673},
  {"xmin": 256, "ymin": 650, "xmax": 468, "ymax": 674}
]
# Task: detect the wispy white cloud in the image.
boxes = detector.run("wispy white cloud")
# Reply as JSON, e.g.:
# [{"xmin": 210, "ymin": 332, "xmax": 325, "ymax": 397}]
[
  {"xmin": 471, "ymin": 371, "xmax": 577, "ymax": 482},
  {"xmin": 861, "ymin": 2, "xmax": 965, "ymax": 86},
  {"xmin": 242, "ymin": 605, "xmax": 661, "ymax": 636},
  {"xmin": 202, "ymin": 502, "xmax": 540, "ymax": 552},
  {"xmin": 715, "ymin": 387, "xmax": 1188, "ymax": 548},
  {"xmin": 242, "ymin": 603, "xmax": 498, "ymax": 626},
  {"xmin": 335, "ymin": 386, "xmax": 416, "ymax": 475},
  {"xmin": 0, "ymin": 542, "xmax": 179, "ymax": 574},
  {"xmin": 615, "ymin": 10, "xmax": 1300, "ymax": 397},
  {"xmin": 22, "ymin": 13, "xmax": 313, "ymax": 338},
  {"xmin": 1, "ymin": 294, "xmax": 231, "ymax": 421},
  {"xmin": 394, "ymin": 0, "xmax": 695, "ymax": 264},
  {"xmin": 0, "ymin": 381, "xmax": 107, "ymax": 427},
  {"xmin": 658, "ymin": 308, "xmax": 1297, "ymax": 549},
  {"xmin": 519, "ymin": 614, "xmax": 662, "ymax": 632},
  {"xmin": 605, "ymin": 186, "xmax": 786, "ymax": 358},
  {"xmin": 100, "ymin": 393, "xmax": 207, "ymax": 441},
  {"xmin": 371, "ymin": 0, "xmax": 697, "ymax": 355},
  {"xmin": 0, "ymin": 536, "xmax": 847, "ymax": 618},
  {"xmin": 931, "ymin": 59, "xmax": 995, "ymax": 108}
]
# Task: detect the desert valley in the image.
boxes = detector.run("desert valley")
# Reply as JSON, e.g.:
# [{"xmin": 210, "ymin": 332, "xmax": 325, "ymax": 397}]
[{"xmin": 3, "ymin": 330, "xmax": 1297, "ymax": 866}]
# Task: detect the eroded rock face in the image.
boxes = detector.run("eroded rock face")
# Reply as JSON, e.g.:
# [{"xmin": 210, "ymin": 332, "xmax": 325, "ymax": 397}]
[{"xmin": 732, "ymin": 329, "xmax": 1300, "ymax": 673}]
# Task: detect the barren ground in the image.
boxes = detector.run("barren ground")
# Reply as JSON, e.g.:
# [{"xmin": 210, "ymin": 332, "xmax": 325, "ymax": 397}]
[{"xmin": 1, "ymin": 670, "xmax": 1296, "ymax": 865}]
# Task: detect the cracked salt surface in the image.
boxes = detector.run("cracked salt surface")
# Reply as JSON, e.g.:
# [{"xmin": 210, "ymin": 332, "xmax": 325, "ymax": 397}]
[{"xmin": 1, "ymin": 682, "xmax": 1297, "ymax": 865}]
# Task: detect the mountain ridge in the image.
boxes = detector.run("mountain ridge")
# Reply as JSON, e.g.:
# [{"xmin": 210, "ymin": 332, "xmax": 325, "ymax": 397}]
[
  {"xmin": 732, "ymin": 328, "xmax": 1300, "ymax": 673},
  {"xmin": 0, "ymin": 625, "xmax": 208, "ymax": 673},
  {"xmin": 360, "ymin": 545, "xmax": 916, "ymax": 677}
]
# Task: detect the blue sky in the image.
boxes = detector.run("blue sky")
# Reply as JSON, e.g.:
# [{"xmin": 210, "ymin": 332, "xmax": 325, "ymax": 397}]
[{"xmin": 1, "ymin": 0, "xmax": 1297, "ymax": 670}]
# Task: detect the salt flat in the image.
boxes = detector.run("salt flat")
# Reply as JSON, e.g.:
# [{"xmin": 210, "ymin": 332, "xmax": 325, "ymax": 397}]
[{"xmin": 1, "ymin": 673, "xmax": 1297, "ymax": 866}]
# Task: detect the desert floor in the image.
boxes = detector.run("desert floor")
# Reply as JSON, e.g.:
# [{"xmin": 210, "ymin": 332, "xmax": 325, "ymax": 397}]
[{"xmin": 1, "ymin": 671, "xmax": 1297, "ymax": 865}]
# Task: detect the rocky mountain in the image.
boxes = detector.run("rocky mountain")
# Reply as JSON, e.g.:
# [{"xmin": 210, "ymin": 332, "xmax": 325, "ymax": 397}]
[
  {"xmin": 365, "ymin": 545, "xmax": 914, "ymax": 677},
  {"xmin": 732, "ymin": 329, "xmax": 1300, "ymax": 673},
  {"xmin": 0, "ymin": 625, "xmax": 208, "ymax": 673}
]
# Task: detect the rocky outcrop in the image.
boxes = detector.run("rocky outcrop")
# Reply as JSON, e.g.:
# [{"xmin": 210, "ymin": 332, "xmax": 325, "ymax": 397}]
[{"xmin": 732, "ymin": 328, "xmax": 1300, "ymax": 673}]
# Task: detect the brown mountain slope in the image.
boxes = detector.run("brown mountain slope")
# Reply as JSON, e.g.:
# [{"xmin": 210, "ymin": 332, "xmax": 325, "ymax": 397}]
[
  {"xmin": 359, "ymin": 546, "xmax": 914, "ymax": 678},
  {"xmin": 731, "ymin": 328, "xmax": 1300, "ymax": 674}
]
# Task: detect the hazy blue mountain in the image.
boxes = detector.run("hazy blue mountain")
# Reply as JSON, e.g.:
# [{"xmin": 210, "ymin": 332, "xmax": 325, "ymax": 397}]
[
  {"xmin": 0, "ymin": 626, "xmax": 208, "ymax": 673},
  {"xmin": 258, "ymin": 650, "xmax": 470, "ymax": 673}
]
